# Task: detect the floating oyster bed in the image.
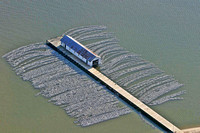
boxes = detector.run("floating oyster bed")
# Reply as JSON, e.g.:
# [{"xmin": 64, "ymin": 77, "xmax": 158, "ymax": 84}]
[
  {"xmin": 3, "ymin": 41, "xmax": 131, "ymax": 127},
  {"xmin": 3, "ymin": 25, "xmax": 185, "ymax": 127},
  {"xmin": 74, "ymin": 25, "xmax": 185, "ymax": 106}
]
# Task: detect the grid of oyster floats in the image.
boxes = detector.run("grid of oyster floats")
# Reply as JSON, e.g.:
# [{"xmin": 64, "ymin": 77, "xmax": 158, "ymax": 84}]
[{"xmin": 3, "ymin": 25, "xmax": 185, "ymax": 127}]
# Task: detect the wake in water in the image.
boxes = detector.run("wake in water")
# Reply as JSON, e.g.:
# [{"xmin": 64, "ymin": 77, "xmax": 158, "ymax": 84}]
[{"xmin": 3, "ymin": 25, "xmax": 185, "ymax": 127}]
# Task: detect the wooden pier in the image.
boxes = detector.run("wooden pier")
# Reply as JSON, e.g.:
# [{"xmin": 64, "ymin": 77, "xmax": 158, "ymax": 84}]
[
  {"xmin": 46, "ymin": 37, "xmax": 200, "ymax": 133},
  {"xmin": 182, "ymin": 127, "xmax": 200, "ymax": 133}
]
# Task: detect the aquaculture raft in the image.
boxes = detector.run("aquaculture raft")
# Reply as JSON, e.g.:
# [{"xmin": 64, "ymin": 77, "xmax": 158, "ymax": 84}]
[
  {"xmin": 3, "ymin": 25, "xmax": 186, "ymax": 132},
  {"xmin": 46, "ymin": 37, "xmax": 183, "ymax": 133}
]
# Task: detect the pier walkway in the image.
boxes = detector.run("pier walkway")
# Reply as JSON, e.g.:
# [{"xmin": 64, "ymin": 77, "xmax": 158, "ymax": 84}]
[
  {"xmin": 47, "ymin": 36, "xmax": 200, "ymax": 133},
  {"xmin": 182, "ymin": 127, "xmax": 200, "ymax": 133}
]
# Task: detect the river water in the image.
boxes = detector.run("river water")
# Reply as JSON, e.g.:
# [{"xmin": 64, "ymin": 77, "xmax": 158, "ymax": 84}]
[{"xmin": 0, "ymin": 0, "xmax": 200, "ymax": 133}]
